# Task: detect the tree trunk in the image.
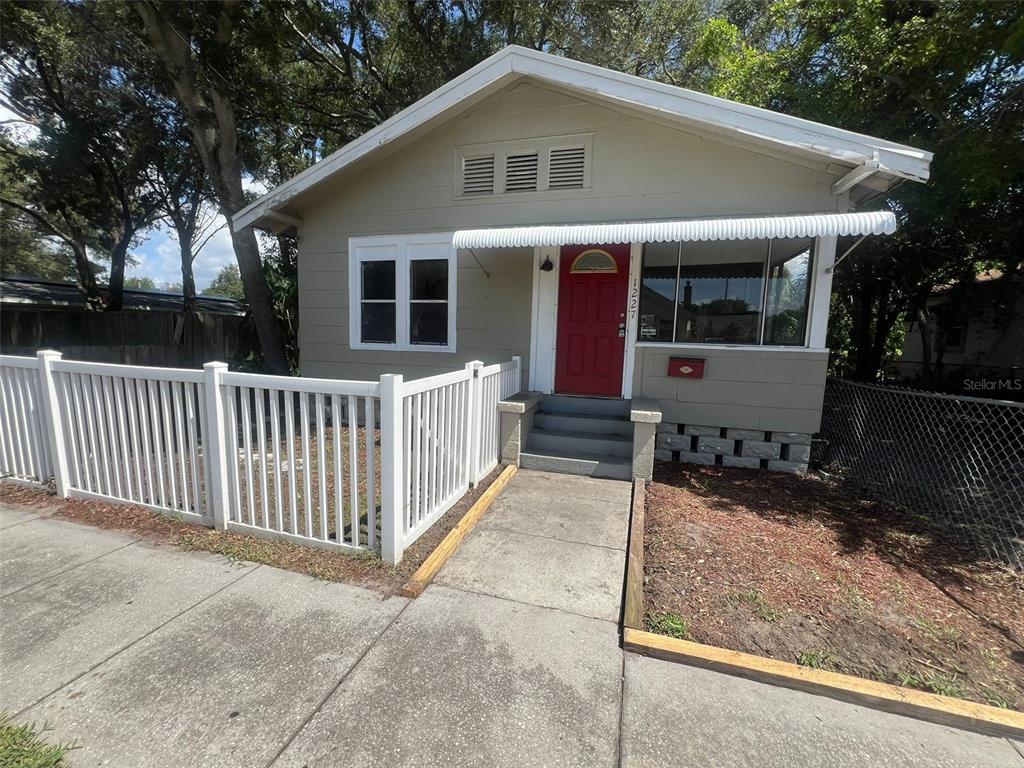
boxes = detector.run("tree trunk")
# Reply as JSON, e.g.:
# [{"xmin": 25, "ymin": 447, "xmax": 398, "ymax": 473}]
[
  {"xmin": 917, "ymin": 307, "xmax": 933, "ymax": 383},
  {"xmin": 69, "ymin": 240, "xmax": 105, "ymax": 310},
  {"xmin": 106, "ymin": 235, "xmax": 129, "ymax": 311},
  {"xmin": 136, "ymin": 2, "xmax": 290, "ymax": 373},
  {"xmin": 181, "ymin": 242, "xmax": 197, "ymax": 313},
  {"xmin": 851, "ymin": 290, "xmax": 876, "ymax": 381}
]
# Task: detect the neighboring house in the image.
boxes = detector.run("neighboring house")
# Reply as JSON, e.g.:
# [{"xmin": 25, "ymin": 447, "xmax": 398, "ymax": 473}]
[
  {"xmin": 234, "ymin": 46, "xmax": 931, "ymax": 476},
  {"xmin": 894, "ymin": 271, "xmax": 1023, "ymax": 394},
  {"xmin": 0, "ymin": 277, "xmax": 257, "ymax": 367}
]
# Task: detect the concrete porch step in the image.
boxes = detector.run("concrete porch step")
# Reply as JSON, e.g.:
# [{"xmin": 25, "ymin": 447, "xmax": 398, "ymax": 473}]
[
  {"xmin": 533, "ymin": 412, "xmax": 633, "ymax": 437},
  {"xmin": 539, "ymin": 395, "xmax": 631, "ymax": 419},
  {"xmin": 519, "ymin": 448, "xmax": 632, "ymax": 481},
  {"xmin": 526, "ymin": 428, "xmax": 633, "ymax": 459}
]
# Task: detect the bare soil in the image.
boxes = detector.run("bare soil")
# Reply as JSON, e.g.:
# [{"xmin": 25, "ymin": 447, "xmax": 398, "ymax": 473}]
[
  {"xmin": 643, "ymin": 461, "xmax": 1024, "ymax": 711},
  {"xmin": 0, "ymin": 465, "xmax": 501, "ymax": 595}
]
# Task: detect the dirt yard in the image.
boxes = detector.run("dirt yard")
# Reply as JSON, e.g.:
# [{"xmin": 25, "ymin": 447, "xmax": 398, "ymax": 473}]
[
  {"xmin": 0, "ymin": 466, "xmax": 501, "ymax": 595},
  {"xmin": 643, "ymin": 462, "xmax": 1024, "ymax": 711}
]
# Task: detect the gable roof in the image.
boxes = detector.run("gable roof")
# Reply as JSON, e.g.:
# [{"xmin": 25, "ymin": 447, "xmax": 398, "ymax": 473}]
[{"xmin": 233, "ymin": 45, "xmax": 932, "ymax": 231}]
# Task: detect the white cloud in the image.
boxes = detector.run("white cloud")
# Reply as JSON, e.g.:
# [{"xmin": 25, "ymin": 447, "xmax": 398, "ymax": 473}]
[{"xmin": 128, "ymin": 214, "xmax": 240, "ymax": 291}]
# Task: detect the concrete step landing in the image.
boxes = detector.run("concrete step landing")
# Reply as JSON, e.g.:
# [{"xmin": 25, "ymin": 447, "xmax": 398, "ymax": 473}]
[{"xmin": 523, "ymin": 395, "xmax": 633, "ymax": 480}]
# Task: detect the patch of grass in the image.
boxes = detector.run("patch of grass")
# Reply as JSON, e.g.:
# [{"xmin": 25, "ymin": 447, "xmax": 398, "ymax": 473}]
[
  {"xmin": 176, "ymin": 528, "xmax": 386, "ymax": 583},
  {"xmin": 726, "ymin": 589, "xmax": 782, "ymax": 622},
  {"xmin": 179, "ymin": 529, "xmax": 278, "ymax": 564},
  {"xmin": 898, "ymin": 671, "xmax": 966, "ymax": 699},
  {"xmin": 0, "ymin": 712, "xmax": 75, "ymax": 768},
  {"xmin": 978, "ymin": 684, "xmax": 1015, "ymax": 709},
  {"xmin": 837, "ymin": 580, "xmax": 870, "ymax": 614},
  {"xmin": 912, "ymin": 617, "xmax": 963, "ymax": 649},
  {"xmin": 648, "ymin": 612, "xmax": 690, "ymax": 639},
  {"xmin": 796, "ymin": 649, "xmax": 835, "ymax": 670}
]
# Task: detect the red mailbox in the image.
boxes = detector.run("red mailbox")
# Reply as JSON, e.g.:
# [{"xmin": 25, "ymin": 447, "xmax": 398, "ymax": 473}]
[{"xmin": 668, "ymin": 357, "xmax": 705, "ymax": 379}]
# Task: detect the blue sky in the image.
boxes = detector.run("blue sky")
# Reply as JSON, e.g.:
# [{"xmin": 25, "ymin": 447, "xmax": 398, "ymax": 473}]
[
  {"xmin": 128, "ymin": 219, "xmax": 238, "ymax": 291},
  {"xmin": 1, "ymin": 104, "xmax": 262, "ymax": 293}
]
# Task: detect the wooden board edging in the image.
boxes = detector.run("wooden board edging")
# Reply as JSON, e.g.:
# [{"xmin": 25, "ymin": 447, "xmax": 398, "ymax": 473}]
[
  {"xmin": 623, "ymin": 628, "xmax": 1024, "ymax": 740},
  {"xmin": 622, "ymin": 479, "xmax": 646, "ymax": 630},
  {"xmin": 400, "ymin": 464, "xmax": 517, "ymax": 598}
]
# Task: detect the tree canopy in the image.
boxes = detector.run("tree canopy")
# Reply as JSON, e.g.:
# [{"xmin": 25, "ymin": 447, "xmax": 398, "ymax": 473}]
[{"xmin": 1, "ymin": 0, "xmax": 1019, "ymax": 379}]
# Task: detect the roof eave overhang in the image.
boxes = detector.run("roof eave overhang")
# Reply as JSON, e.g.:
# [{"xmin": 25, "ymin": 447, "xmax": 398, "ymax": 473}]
[{"xmin": 233, "ymin": 46, "xmax": 932, "ymax": 232}]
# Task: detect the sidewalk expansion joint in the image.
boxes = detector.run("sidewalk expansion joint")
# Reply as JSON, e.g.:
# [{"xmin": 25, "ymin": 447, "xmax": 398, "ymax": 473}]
[
  {"xmin": 14, "ymin": 563, "xmax": 261, "ymax": 719},
  {"xmin": 480, "ymin": 524, "xmax": 627, "ymax": 553},
  {"xmin": 0, "ymin": 540, "xmax": 138, "ymax": 601},
  {"xmin": 265, "ymin": 597, "xmax": 414, "ymax": 768},
  {"xmin": 436, "ymin": 581, "xmax": 619, "ymax": 626}
]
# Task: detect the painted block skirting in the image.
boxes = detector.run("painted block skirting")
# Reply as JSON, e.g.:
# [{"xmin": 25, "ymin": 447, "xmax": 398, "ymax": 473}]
[{"xmin": 654, "ymin": 422, "xmax": 811, "ymax": 474}]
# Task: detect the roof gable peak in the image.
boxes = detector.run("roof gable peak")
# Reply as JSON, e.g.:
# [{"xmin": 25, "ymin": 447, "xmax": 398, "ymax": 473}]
[{"xmin": 234, "ymin": 45, "xmax": 931, "ymax": 231}]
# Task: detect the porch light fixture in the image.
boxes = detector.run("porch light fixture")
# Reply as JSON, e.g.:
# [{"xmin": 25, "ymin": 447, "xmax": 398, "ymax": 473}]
[{"xmin": 539, "ymin": 256, "xmax": 554, "ymax": 272}]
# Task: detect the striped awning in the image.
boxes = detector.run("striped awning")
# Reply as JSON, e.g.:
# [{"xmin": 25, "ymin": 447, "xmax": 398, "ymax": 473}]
[{"xmin": 452, "ymin": 211, "xmax": 896, "ymax": 249}]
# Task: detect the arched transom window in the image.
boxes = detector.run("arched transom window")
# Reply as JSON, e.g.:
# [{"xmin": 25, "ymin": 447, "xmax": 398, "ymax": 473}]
[{"xmin": 571, "ymin": 249, "xmax": 618, "ymax": 273}]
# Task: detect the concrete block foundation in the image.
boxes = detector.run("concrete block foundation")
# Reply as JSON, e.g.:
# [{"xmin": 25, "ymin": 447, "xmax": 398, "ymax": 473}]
[{"xmin": 654, "ymin": 421, "xmax": 811, "ymax": 474}]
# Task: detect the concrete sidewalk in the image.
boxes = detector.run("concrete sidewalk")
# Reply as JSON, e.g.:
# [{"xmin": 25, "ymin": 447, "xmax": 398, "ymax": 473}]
[{"xmin": 1, "ymin": 478, "xmax": 1021, "ymax": 767}]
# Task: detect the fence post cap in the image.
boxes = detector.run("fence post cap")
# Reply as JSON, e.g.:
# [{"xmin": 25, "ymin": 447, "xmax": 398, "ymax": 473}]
[
  {"xmin": 36, "ymin": 349, "xmax": 62, "ymax": 359},
  {"xmin": 203, "ymin": 361, "xmax": 229, "ymax": 371}
]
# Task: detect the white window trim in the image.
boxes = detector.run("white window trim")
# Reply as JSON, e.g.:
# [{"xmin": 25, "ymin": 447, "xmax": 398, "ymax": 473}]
[
  {"xmin": 348, "ymin": 232, "xmax": 457, "ymax": 353},
  {"xmin": 454, "ymin": 133, "xmax": 593, "ymax": 199}
]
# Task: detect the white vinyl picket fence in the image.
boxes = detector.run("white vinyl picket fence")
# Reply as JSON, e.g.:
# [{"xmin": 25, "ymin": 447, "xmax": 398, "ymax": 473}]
[
  {"xmin": 0, "ymin": 351, "xmax": 521, "ymax": 563},
  {"xmin": 399, "ymin": 358, "xmax": 520, "ymax": 549},
  {"xmin": 0, "ymin": 355, "xmax": 52, "ymax": 484},
  {"xmin": 51, "ymin": 358, "xmax": 211, "ymax": 523}
]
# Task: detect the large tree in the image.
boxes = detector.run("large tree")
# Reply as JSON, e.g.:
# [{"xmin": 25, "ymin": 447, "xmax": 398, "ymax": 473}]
[
  {"xmin": 735, "ymin": 1, "xmax": 1023, "ymax": 382},
  {"xmin": 1, "ymin": 0, "xmax": 166, "ymax": 310},
  {"xmin": 134, "ymin": 1, "xmax": 289, "ymax": 373}
]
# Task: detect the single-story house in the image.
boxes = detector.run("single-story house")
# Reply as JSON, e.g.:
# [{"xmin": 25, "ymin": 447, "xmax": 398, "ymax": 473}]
[{"xmin": 234, "ymin": 45, "xmax": 931, "ymax": 478}]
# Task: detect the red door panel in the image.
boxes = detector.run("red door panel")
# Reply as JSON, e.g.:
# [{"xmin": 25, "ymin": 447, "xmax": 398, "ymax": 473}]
[{"xmin": 555, "ymin": 244, "xmax": 630, "ymax": 397}]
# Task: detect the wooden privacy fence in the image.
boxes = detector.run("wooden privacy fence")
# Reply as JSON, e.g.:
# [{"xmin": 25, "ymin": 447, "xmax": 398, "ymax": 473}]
[{"xmin": 0, "ymin": 351, "xmax": 522, "ymax": 564}]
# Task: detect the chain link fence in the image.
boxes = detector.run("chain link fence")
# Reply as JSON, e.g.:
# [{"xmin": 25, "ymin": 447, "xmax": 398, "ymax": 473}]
[{"xmin": 818, "ymin": 378, "xmax": 1023, "ymax": 570}]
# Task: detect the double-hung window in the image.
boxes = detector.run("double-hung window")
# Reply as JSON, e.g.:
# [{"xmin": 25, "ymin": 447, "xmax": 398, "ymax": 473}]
[{"xmin": 349, "ymin": 234, "xmax": 457, "ymax": 352}]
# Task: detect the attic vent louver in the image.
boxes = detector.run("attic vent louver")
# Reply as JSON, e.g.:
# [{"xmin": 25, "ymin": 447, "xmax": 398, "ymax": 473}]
[
  {"xmin": 504, "ymin": 151, "xmax": 539, "ymax": 192},
  {"xmin": 547, "ymin": 146, "xmax": 586, "ymax": 189},
  {"xmin": 461, "ymin": 155, "xmax": 495, "ymax": 195}
]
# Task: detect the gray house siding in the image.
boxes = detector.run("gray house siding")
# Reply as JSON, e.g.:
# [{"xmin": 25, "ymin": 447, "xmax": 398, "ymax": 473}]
[
  {"xmin": 633, "ymin": 346, "xmax": 828, "ymax": 434},
  {"xmin": 300, "ymin": 247, "xmax": 533, "ymax": 381},
  {"xmin": 295, "ymin": 81, "xmax": 844, "ymax": 444}
]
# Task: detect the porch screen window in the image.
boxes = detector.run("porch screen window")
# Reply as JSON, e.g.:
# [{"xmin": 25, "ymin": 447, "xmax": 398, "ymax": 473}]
[
  {"xmin": 349, "ymin": 235, "xmax": 456, "ymax": 352},
  {"xmin": 638, "ymin": 242, "xmax": 679, "ymax": 342},
  {"xmin": 638, "ymin": 238, "xmax": 814, "ymax": 346},
  {"xmin": 764, "ymin": 239, "xmax": 814, "ymax": 345}
]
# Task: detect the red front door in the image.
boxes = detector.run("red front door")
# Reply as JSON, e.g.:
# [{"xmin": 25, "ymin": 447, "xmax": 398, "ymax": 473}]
[{"xmin": 555, "ymin": 244, "xmax": 630, "ymax": 397}]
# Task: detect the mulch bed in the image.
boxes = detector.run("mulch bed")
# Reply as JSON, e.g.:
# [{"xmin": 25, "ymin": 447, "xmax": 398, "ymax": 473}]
[
  {"xmin": 643, "ymin": 461, "xmax": 1024, "ymax": 711},
  {"xmin": 0, "ymin": 466, "xmax": 501, "ymax": 596}
]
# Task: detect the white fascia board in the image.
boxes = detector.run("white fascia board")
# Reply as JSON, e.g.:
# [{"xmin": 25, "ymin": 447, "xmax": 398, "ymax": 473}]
[
  {"xmin": 234, "ymin": 45, "xmax": 932, "ymax": 231},
  {"xmin": 508, "ymin": 47, "xmax": 931, "ymax": 183}
]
